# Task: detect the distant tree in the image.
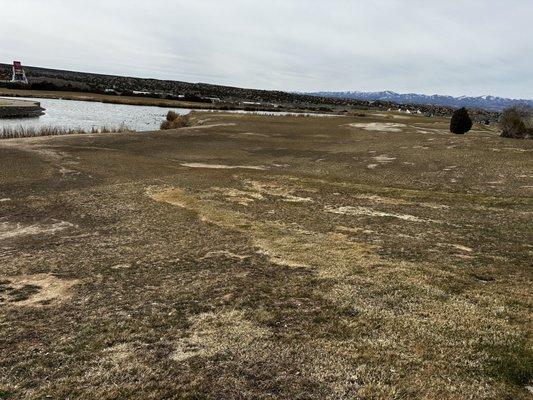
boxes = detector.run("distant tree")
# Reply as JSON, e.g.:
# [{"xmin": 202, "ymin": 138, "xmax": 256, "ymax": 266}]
[
  {"xmin": 450, "ymin": 107, "xmax": 473, "ymax": 134},
  {"xmin": 500, "ymin": 106, "xmax": 533, "ymax": 139}
]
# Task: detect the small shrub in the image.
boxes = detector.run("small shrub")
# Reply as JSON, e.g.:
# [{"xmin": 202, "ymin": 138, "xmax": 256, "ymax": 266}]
[
  {"xmin": 160, "ymin": 120, "xmax": 172, "ymax": 130},
  {"xmin": 160, "ymin": 111, "xmax": 191, "ymax": 130},
  {"xmin": 450, "ymin": 107, "xmax": 473, "ymax": 134},
  {"xmin": 500, "ymin": 106, "xmax": 533, "ymax": 139},
  {"xmin": 166, "ymin": 111, "xmax": 179, "ymax": 122}
]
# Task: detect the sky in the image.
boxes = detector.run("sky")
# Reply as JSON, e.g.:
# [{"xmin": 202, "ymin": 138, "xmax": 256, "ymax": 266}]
[{"xmin": 1, "ymin": 0, "xmax": 532, "ymax": 99}]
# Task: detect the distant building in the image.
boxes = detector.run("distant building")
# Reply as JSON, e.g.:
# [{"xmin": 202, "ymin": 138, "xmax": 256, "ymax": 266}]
[{"xmin": 11, "ymin": 61, "xmax": 28, "ymax": 84}]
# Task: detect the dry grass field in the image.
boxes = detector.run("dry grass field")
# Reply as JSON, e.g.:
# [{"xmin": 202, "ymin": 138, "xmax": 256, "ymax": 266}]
[{"xmin": 0, "ymin": 111, "xmax": 531, "ymax": 399}]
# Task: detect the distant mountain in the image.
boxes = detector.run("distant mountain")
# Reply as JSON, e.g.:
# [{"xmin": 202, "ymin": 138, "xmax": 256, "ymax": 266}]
[{"xmin": 305, "ymin": 91, "xmax": 533, "ymax": 112}]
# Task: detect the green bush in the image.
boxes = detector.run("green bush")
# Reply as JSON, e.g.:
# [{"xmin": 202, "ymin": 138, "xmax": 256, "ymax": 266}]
[{"xmin": 450, "ymin": 107, "xmax": 473, "ymax": 134}]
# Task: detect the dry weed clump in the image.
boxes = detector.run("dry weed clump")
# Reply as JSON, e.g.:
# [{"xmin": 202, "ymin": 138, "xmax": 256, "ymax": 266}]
[
  {"xmin": 500, "ymin": 106, "xmax": 533, "ymax": 139},
  {"xmin": 0, "ymin": 124, "xmax": 131, "ymax": 139},
  {"xmin": 160, "ymin": 111, "xmax": 193, "ymax": 130}
]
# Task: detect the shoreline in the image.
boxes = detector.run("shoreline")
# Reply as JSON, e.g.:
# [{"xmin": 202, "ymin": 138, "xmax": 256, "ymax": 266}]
[
  {"xmin": 0, "ymin": 88, "xmax": 340, "ymax": 115},
  {"xmin": 0, "ymin": 98, "xmax": 45, "ymax": 118}
]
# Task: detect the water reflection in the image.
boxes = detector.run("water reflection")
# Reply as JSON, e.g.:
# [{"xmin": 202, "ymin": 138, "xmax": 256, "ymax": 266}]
[{"xmin": 0, "ymin": 97, "xmax": 192, "ymax": 132}]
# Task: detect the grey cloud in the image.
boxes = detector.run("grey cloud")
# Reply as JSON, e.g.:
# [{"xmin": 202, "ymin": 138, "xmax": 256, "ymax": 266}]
[{"xmin": 1, "ymin": 0, "xmax": 532, "ymax": 98}]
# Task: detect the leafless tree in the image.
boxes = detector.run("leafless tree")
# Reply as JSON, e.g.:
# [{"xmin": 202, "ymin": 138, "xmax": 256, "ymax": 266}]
[{"xmin": 500, "ymin": 106, "xmax": 533, "ymax": 139}]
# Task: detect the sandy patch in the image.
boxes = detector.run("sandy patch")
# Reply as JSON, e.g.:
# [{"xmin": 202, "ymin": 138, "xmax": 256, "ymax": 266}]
[
  {"xmin": 501, "ymin": 147, "xmax": 528, "ymax": 153},
  {"xmin": 0, "ymin": 220, "xmax": 75, "ymax": 240},
  {"xmin": 325, "ymin": 205, "xmax": 434, "ymax": 223},
  {"xmin": 148, "ymin": 187, "xmax": 376, "ymax": 278},
  {"xmin": 186, "ymin": 123, "xmax": 236, "ymax": 130},
  {"xmin": 353, "ymin": 194, "xmax": 449, "ymax": 210},
  {"xmin": 102, "ymin": 343, "xmax": 136, "ymax": 363},
  {"xmin": 348, "ymin": 123, "xmax": 406, "ymax": 132},
  {"xmin": 180, "ymin": 163, "xmax": 266, "ymax": 171},
  {"xmin": 353, "ymin": 194, "xmax": 408, "ymax": 206},
  {"xmin": 371, "ymin": 113, "xmax": 411, "ymax": 120},
  {"xmin": 58, "ymin": 164, "xmax": 80, "ymax": 175},
  {"xmin": 451, "ymin": 244, "xmax": 473, "ymax": 252},
  {"xmin": 0, "ymin": 274, "xmax": 80, "ymax": 306},
  {"xmin": 199, "ymin": 250, "xmax": 249, "ymax": 261},
  {"xmin": 443, "ymin": 166, "xmax": 458, "ymax": 171},
  {"xmin": 244, "ymin": 180, "xmax": 313, "ymax": 203},
  {"xmin": 111, "ymin": 263, "xmax": 131, "ymax": 270},
  {"xmin": 373, "ymin": 155, "xmax": 396, "ymax": 164},
  {"xmin": 213, "ymin": 187, "xmax": 265, "ymax": 206},
  {"xmin": 171, "ymin": 311, "xmax": 269, "ymax": 362},
  {"xmin": 335, "ymin": 226, "xmax": 365, "ymax": 234},
  {"xmin": 238, "ymin": 132, "xmax": 269, "ymax": 137}
]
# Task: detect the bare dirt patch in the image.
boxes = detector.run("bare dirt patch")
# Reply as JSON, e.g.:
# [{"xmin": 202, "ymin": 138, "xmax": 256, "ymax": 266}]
[
  {"xmin": 171, "ymin": 311, "xmax": 270, "ymax": 362},
  {"xmin": 186, "ymin": 123, "xmax": 237, "ymax": 130},
  {"xmin": 0, "ymin": 274, "xmax": 79, "ymax": 306},
  {"xmin": 0, "ymin": 220, "xmax": 75, "ymax": 240},
  {"xmin": 324, "ymin": 205, "xmax": 436, "ymax": 223},
  {"xmin": 243, "ymin": 179, "xmax": 314, "ymax": 203},
  {"xmin": 180, "ymin": 162, "xmax": 266, "ymax": 170},
  {"xmin": 372, "ymin": 155, "xmax": 396, "ymax": 164},
  {"xmin": 348, "ymin": 122, "xmax": 406, "ymax": 132},
  {"xmin": 148, "ymin": 187, "xmax": 377, "ymax": 278}
]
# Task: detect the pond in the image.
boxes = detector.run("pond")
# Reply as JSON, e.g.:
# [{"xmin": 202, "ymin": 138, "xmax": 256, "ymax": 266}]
[
  {"xmin": 0, "ymin": 97, "xmax": 193, "ymax": 132},
  {"xmin": 0, "ymin": 97, "xmax": 339, "ymax": 135}
]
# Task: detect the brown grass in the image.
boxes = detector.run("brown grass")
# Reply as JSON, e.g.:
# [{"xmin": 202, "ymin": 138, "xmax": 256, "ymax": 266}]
[
  {"xmin": 500, "ymin": 106, "xmax": 533, "ymax": 139},
  {"xmin": 0, "ymin": 111, "xmax": 531, "ymax": 399},
  {"xmin": 0, "ymin": 124, "xmax": 131, "ymax": 139},
  {"xmin": 160, "ymin": 111, "xmax": 192, "ymax": 130}
]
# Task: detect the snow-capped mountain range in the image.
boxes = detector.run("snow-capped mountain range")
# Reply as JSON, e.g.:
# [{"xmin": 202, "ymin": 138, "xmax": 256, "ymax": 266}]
[{"xmin": 306, "ymin": 91, "xmax": 533, "ymax": 111}]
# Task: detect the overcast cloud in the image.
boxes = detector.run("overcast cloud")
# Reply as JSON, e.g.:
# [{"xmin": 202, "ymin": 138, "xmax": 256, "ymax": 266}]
[{"xmin": 1, "ymin": 0, "xmax": 532, "ymax": 98}]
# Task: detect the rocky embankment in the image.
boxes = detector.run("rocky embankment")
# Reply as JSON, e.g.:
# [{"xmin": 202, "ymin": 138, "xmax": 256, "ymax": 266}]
[{"xmin": 0, "ymin": 98, "xmax": 45, "ymax": 118}]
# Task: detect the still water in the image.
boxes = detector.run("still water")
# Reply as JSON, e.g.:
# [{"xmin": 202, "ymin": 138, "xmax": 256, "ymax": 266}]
[
  {"xmin": 0, "ymin": 97, "xmax": 337, "ymax": 133},
  {"xmin": 0, "ymin": 97, "xmax": 192, "ymax": 132}
]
